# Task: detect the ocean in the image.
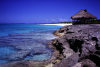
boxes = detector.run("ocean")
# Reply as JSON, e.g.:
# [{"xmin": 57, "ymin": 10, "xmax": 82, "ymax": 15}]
[{"xmin": 0, "ymin": 24, "xmax": 61, "ymax": 64}]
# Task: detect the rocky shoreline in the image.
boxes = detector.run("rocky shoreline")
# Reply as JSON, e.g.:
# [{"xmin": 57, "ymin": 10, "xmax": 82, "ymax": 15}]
[
  {"xmin": 49, "ymin": 24, "xmax": 100, "ymax": 67},
  {"xmin": 1, "ymin": 24, "xmax": 100, "ymax": 67}
]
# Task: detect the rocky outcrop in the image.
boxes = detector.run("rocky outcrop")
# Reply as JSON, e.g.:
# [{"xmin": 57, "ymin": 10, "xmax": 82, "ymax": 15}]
[{"xmin": 50, "ymin": 24, "xmax": 100, "ymax": 67}]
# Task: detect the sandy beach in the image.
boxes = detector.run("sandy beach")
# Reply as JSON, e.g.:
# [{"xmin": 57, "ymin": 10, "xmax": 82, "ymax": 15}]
[{"xmin": 41, "ymin": 23, "xmax": 72, "ymax": 26}]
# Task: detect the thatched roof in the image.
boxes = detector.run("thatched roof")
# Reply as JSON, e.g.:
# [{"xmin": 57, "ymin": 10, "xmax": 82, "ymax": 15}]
[{"xmin": 71, "ymin": 9, "xmax": 97, "ymax": 20}]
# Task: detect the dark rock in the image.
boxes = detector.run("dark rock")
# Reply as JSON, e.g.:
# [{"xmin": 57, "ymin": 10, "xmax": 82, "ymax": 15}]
[{"xmin": 81, "ymin": 59, "xmax": 96, "ymax": 67}]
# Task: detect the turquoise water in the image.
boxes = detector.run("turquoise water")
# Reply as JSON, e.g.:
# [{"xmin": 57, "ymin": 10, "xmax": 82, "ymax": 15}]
[
  {"xmin": 0, "ymin": 24, "xmax": 61, "ymax": 64},
  {"xmin": 0, "ymin": 24, "xmax": 61, "ymax": 36}
]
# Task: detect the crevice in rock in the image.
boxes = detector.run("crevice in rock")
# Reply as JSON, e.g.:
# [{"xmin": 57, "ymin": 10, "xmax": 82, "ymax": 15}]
[
  {"xmin": 89, "ymin": 55, "xmax": 100, "ymax": 67},
  {"xmin": 79, "ymin": 54, "xmax": 100, "ymax": 67},
  {"xmin": 66, "ymin": 31, "xmax": 74, "ymax": 34},
  {"xmin": 59, "ymin": 30, "xmax": 64, "ymax": 33},
  {"xmin": 67, "ymin": 39, "xmax": 83, "ymax": 55},
  {"xmin": 52, "ymin": 40, "xmax": 65, "ymax": 55},
  {"xmin": 92, "ymin": 37, "xmax": 98, "ymax": 42}
]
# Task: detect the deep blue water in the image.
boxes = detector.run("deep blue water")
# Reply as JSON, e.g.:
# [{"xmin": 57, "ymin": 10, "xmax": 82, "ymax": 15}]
[{"xmin": 0, "ymin": 24, "xmax": 61, "ymax": 64}]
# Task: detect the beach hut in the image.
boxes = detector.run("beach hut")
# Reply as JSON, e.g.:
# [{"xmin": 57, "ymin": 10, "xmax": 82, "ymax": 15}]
[{"xmin": 71, "ymin": 9, "xmax": 97, "ymax": 24}]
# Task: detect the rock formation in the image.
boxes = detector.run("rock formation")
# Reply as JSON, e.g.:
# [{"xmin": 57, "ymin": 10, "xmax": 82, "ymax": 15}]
[{"xmin": 50, "ymin": 24, "xmax": 100, "ymax": 67}]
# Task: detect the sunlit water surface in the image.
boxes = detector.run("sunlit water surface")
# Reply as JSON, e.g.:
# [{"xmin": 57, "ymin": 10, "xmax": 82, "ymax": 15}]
[{"xmin": 0, "ymin": 24, "xmax": 61, "ymax": 64}]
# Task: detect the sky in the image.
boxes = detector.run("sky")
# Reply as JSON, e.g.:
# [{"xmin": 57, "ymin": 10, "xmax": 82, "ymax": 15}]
[{"xmin": 0, "ymin": 0, "xmax": 100, "ymax": 23}]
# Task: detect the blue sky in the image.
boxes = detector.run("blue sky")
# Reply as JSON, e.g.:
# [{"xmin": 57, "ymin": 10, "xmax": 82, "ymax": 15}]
[{"xmin": 0, "ymin": 0, "xmax": 100, "ymax": 23}]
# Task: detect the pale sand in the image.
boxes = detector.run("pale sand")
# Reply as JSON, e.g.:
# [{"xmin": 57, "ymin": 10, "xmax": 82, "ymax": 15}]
[{"xmin": 41, "ymin": 23, "xmax": 72, "ymax": 26}]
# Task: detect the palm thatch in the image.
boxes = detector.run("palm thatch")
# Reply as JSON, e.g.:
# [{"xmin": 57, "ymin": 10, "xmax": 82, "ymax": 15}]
[{"xmin": 71, "ymin": 9, "xmax": 97, "ymax": 20}]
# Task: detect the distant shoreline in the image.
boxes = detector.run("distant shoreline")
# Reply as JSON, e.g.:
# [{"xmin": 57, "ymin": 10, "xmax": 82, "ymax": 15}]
[
  {"xmin": 0, "ymin": 23, "xmax": 72, "ymax": 26},
  {"xmin": 41, "ymin": 23, "xmax": 72, "ymax": 26}
]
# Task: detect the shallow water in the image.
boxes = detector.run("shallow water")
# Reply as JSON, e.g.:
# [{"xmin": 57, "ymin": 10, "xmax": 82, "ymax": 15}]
[
  {"xmin": 0, "ymin": 45, "xmax": 18, "ymax": 63},
  {"xmin": 0, "ymin": 24, "xmax": 61, "ymax": 64}
]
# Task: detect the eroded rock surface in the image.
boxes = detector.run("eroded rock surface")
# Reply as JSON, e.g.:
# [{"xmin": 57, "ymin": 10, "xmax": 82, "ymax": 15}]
[{"xmin": 51, "ymin": 24, "xmax": 100, "ymax": 67}]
